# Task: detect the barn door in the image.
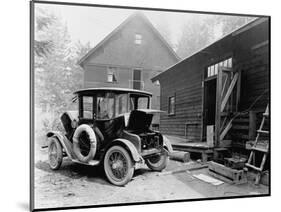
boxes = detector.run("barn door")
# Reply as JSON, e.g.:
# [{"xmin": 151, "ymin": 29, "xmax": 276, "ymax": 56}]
[{"xmin": 215, "ymin": 66, "xmax": 241, "ymax": 147}]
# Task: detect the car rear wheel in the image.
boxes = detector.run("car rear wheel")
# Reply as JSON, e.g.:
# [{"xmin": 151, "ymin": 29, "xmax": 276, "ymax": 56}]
[
  {"xmin": 146, "ymin": 153, "xmax": 168, "ymax": 171},
  {"xmin": 48, "ymin": 137, "xmax": 63, "ymax": 170},
  {"xmin": 104, "ymin": 145, "xmax": 134, "ymax": 186}
]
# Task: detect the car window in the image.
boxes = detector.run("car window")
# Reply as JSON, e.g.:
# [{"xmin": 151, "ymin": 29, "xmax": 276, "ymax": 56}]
[
  {"xmin": 129, "ymin": 95, "xmax": 149, "ymax": 110},
  {"xmin": 138, "ymin": 97, "xmax": 149, "ymax": 109},
  {"xmin": 115, "ymin": 94, "xmax": 127, "ymax": 116},
  {"xmin": 83, "ymin": 96, "xmax": 93, "ymax": 119},
  {"xmin": 97, "ymin": 93, "xmax": 115, "ymax": 119}
]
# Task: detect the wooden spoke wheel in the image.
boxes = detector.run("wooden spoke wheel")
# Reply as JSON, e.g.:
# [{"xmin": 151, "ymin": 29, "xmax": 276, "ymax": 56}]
[
  {"xmin": 104, "ymin": 146, "xmax": 134, "ymax": 186},
  {"xmin": 48, "ymin": 137, "xmax": 63, "ymax": 170}
]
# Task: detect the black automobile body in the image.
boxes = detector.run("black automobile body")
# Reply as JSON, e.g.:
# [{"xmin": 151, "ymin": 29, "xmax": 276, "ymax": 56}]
[{"xmin": 46, "ymin": 88, "xmax": 173, "ymax": 186}]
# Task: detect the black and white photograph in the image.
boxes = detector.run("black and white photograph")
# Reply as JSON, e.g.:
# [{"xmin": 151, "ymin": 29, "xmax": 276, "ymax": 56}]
[{"xmin": 30, "ymin": 0, "xmax": 270, "ymax": 211}]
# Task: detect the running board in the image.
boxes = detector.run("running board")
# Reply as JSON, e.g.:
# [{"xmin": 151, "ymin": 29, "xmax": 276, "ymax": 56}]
[{"xmin": 72, "ymin": 159, "xmax": 100, "ymax": 166}]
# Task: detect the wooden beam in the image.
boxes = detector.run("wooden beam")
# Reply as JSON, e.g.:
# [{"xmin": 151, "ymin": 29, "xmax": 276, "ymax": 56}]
[
  {"xmin": 221, "ymin": 67, "xmax": 234, "ymax": 72},
  {"xmin": 215, "ymin": 67, "xmax": 223, "ymax": 147},
  {"xmin": 235, "ymin": 70, "xmax": 241, "ymax": 111},
  {"xmin": 221, "ymin": 74, "xmax": 229, "ymax": 99},
  {"xmin": 220, "ymin": 120, "xmax": 232, "ymax": 141},
  {"xmin": 249, "ymin": 111, "xmax": 257, "ymax": 140},
  {"xmin": 221, "ymin": 72, "xmax": 239, "ymax": 112}
]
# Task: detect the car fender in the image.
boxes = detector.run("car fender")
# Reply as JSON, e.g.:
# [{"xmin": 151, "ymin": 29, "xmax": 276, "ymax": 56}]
[
  {"xmin": 110, "ymin": 138, "xmax": 142, "ymax": 163},
  {"xmin": 162, "ymin": 135, "xmax": 174, "ymax": 154},
  {"xmin": 46, "ymin": 131, "xmax": 75, "ymax": 160}
]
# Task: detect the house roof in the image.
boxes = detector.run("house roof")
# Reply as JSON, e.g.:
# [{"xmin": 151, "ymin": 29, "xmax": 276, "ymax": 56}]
[
  {"xmin": 151, "ymin": 17, "xmax": 268, "ymax": 82},
  {"xmin": 78, "ymin": 12, "xmax": 180, "ymax": 66}
]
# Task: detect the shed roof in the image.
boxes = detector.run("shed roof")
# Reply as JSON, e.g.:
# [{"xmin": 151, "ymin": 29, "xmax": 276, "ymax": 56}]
[
  {"xmin": 78, "ymin": 12, "xmax": 180, "ymax": 66},
  {"xmin": 151, "ymin": 17, "xmax": 268, "ymax": 82}
]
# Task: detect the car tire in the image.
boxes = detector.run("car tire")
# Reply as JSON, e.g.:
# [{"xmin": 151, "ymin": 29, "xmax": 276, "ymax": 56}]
[
  {"xmin": 73, "ymin": 124, "xmax": 97, "ymax": 163},
  {"xmin": 48, "ymin": 137, "xmax": 63, "ymax": 170},
  {"xmin": 104, "ymin": 145, "xmax": 134, "ymax": 186},
  {"xmin": 145, "ymin": 153, "xmax": 168, "ymax": 171}
]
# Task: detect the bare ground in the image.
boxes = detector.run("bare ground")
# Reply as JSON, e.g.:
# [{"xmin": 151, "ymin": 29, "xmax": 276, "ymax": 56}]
[{"xmin": 34, "ymin": 148, "xmax": 269, "ymax": 210}]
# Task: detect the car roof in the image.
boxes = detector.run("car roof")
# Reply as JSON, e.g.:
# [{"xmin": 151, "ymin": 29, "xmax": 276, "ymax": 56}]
[{"xmin": 74, "ymin": 87, "xmax": 152, "ymax": 96}]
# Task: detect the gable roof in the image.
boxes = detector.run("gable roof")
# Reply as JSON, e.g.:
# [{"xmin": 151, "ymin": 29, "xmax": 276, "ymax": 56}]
[{"xmin": 78, "ymin": 12, "xmax": 180, "ymax": 67}]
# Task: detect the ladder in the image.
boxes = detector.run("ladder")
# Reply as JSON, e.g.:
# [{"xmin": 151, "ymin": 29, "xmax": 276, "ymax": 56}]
[{"xmin": 245, "ymin": 104, "xmax": 269, "ymax": 184}]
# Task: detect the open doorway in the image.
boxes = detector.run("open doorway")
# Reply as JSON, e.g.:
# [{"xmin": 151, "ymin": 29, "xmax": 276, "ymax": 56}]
[{"xmin": 203, "ymin": 78, "xmax": 217, "ymax": 140}]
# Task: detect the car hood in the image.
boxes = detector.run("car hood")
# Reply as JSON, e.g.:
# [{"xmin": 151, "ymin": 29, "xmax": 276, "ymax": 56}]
[{"xmin": 122, "ymin": 109, "xmax": 159, "ymax": 130}]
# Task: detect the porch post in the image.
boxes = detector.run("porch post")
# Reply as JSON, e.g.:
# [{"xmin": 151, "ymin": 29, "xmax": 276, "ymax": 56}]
[{"xmin": 215, "ymin": 67, "xmax": 223, "ymax": 147}]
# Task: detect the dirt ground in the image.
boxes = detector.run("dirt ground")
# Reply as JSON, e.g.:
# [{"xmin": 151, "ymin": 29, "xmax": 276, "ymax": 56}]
[{"xmin": 34, "ymin": 148, "xmax": 269, "ymax": 210}]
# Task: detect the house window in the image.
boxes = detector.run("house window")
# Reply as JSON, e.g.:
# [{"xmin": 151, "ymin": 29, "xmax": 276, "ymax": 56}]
[
  {"xmin": 168, "ymin": 96, "xmax": 175, "ymax": 115},
  {"xmin": 107, "ymin": 67, "xmax": 117, "ymax": 82},
  {"xmin": 207, "ymin": 57, "xmax": 233, "ymax": 78},
  {"xmin": 135, "ymin": 33, "xmax": 142, "ymax": 45},
  {"xmin": 132, "ymin": 69, "xmax": 142, "ymax": 90}
]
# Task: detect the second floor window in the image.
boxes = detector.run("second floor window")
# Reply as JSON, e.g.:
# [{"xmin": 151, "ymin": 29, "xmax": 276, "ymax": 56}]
[
  {"xmin": 135, "ymin": 34, "xmax": 142, "ymax": 45},
  {"xmin": 107, "ymin": 67, "xmax": 117, "ymax": 83}
]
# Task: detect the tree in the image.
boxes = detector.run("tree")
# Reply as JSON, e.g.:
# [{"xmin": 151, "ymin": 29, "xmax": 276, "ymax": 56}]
[
  {"xmin": 176, "ymin": 15, "xmax": 217, "ymax": 58},
  {"xmin": 216, "ymin": 15, "xmax": 254, "ymax": 36},
  {"xmin": 34, "ymin": 7, "xmax": 92, "ymax": 113},
  {"xmin": 176, "ymin": 14, "xmax": 253, "ymax": 59},
  {"xmin": 34, "ymin": 8, "xmax": 55, "ymax": 57}
]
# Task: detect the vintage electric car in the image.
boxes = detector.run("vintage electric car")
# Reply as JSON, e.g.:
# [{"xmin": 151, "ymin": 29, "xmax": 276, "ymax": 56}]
[{"xmin": 46, "ymin": 88, "xmax": 173, "ymax": 186}]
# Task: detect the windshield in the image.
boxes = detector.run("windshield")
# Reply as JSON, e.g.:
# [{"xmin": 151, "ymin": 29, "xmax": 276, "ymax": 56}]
[
  {"xmin": 129, "ymin": 95, "xmax": 150, "ymax": 110},
  {"xmin": 96, "ymin": 93, "xmax": 129, "ymax": 119}
]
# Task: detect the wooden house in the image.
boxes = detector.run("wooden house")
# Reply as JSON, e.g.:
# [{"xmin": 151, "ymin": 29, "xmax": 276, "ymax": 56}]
[
  {"xmin": 78, "ymin": 12, "xmax": 179, "ymax": 127},
  {"xmin": 152, "ymin": 17, "xmax": 269, "ymax": 151}
]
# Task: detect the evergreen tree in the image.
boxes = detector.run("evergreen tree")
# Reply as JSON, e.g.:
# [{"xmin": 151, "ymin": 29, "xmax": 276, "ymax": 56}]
[{"xmin": 34, "ymin": 8, "xmax": 91, "ymax": 113}]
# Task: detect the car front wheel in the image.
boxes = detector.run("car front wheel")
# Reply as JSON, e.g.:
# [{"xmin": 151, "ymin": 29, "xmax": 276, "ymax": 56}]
[
  {"xmin": 48, "ymin": 137, "xmax": 63, "ymax": 170},
  {"xmin": 145, "ymin": 153, "xmax": 168, "ymax": 171},
  {"xmin": 104, "ymin": 145, "xmax": 134, "ymax": 186}
]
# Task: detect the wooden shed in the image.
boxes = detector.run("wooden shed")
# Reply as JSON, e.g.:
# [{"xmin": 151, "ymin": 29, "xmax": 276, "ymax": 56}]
[{"xmin": 152, "ymin": 17, "xmax": 269, "ymax": 150}]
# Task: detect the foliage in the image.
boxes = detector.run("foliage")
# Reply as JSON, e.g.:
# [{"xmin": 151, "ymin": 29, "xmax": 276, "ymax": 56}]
[
  {"xmin": 176, "ymin": 15, "xmax": 253, "ymax": 59},
  {"xmin": 216, "ymin": 15, "xmax": 254, "ymax": 36},
  {"xmin": 34, "ymin": 8, "xmax": 92, "ymax": 141},
  {"xmin": 34, "ymin": 8, "xmax": 91, "ymax": 114},
  {"xmin": 34, "ymin": 8, "xmax": 55, "ymax": 57}
]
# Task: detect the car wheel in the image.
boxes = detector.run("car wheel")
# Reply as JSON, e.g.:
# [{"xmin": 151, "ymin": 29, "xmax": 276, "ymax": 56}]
[
  {"xmin": 104, "ymin": 145, "xmax": 134, "ymax": 186},
  {"xmin": 146, "ymin": 153, "xmax": 168, "ymax": 171},
  {"xmin": 48, "ymin": 137, "xmax": 63, "ymax": 170}
]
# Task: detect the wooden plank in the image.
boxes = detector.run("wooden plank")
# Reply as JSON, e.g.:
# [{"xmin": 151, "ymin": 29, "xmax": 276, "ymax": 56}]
[
  {"xmin": 221, "ymin": 72, "xmax": 239, "ymax": 112},
  {"xmin": 215, "ymin": 67, "xmax": 223, "ymax": 147},
  {"xmin": 220, "ymin": 120, "xmax": 232, "ymax": 141},
  {"xmin": 206, "ymin": 125, "xmax": 214, "ymax": 147},
  {"xmin": 249, "ymin": 111, "xmax": 257, "ymax": 140},
  {"xmin": 208, "ymin": 161, "xmax": 247, "ymax": 184},
  {"xmin": 236, "ymin": 70, "xmax": 241, "ymax": 111}
]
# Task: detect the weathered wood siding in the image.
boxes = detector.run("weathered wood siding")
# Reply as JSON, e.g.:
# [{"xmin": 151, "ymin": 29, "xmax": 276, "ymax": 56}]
[
  {"xmin": 159, "ymin": 57, "xmax": 204, "ymax": 140},
  {"xmin": 156, "ymin": 18, "xmax": 269, "ymax": 141}
]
